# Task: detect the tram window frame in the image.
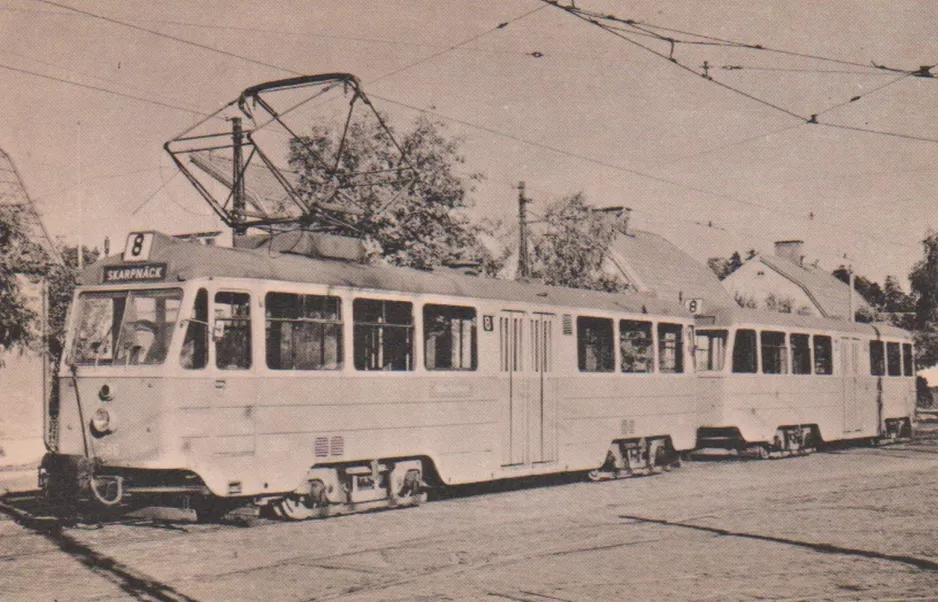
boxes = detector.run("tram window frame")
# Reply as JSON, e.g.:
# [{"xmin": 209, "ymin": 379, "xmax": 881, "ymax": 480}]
[
  {"xmin": 423, "ymin": 304, "xmax": 477, "ymax": 371},
  {"xmin": 180, "ymin": 288, "xmax": 209, "ymax": 370},
  {"xmin": 658, "ymin": 322, "xmax": 684, "ymax": 374},
  {"xmin": 214, "ymin": 291, "xmax": 252, "ymax": 370},
  {"xmin": 813, "ymin": 335, "xmax": 833, "ymax": 375},
  {"xmin": 265, "ymin": 292, "xmax": 343, "ymax": 371},
  {"xmin": 903, "ymin": 343, "xmax": 914, "ymax": 377},
  {"xmin": 353, "ymin": 298, "xmax": 414, "ymax": 371},
  {"xmin": 732, "ymin": 329, "xmax": 758, "ymax": 374},
  {"xmin": 886, "ymin": 342, "xmax": 902, "ymax": 377},
  {"xmin": 869, "ymin": 340, "xmax": 885, "ymax": 376},
  {"xmin": 695, "ymin": 329, "xmax": 728, "ymax": 372},
  {"xmin": 760, "ymin": 330, "xmax": 789, "ymax": 375},
  {"xmin": 791, "ymin": 333, "xmax": 812, "ymax": 375},
  {"xmin": 577, "ymin": 316, "xmax": 615, "ymax": 373},
  {"xmin": 620, "ymin": 319, "xmax": 653, "ymax": 373}
]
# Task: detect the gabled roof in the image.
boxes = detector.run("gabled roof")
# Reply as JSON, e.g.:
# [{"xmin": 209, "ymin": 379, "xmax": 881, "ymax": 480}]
[
  {"xmin": 607, "ymin": 229, "xmax": 734, "ymax": 310},
  {"xmin": 0, "ymin": 145, "xmax": 63, "ymax": 266},
  {"xmin": 755, "ymin": 253, "xmax": 869, "ymax": 320}
]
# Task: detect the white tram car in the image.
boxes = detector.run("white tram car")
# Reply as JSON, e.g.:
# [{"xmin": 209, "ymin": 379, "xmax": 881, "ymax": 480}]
[
  {"xmin": 42, "ymin": 231, "xmax": 697, "ymax": 518},
  {"xmin": 694, "ymin": 307, "xmax": 916, "ymax": 457}
]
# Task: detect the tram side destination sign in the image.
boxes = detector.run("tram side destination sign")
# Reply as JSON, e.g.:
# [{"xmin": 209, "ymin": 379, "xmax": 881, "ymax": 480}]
[{"xmin": 103, "ymin": 263, "xmax": 168, "ymax": 283}]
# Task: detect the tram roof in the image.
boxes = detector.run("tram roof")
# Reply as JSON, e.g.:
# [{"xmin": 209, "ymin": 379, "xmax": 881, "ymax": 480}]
[
  {"xmin": 696, "ymin": 306, "xmax": 911, "ymax": 340},
  {"xmin": 81, "ymin": 232, "xmax": 690, "ymax": 318}
]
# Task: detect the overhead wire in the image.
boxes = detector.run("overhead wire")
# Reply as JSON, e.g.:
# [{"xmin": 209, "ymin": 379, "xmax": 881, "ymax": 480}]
[{"xmin": 19, "ymin": 0, "xmax": 931, "ymax": 258}]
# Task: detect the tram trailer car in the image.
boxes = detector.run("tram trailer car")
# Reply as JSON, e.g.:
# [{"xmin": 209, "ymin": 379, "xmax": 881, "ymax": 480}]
[
  {"xmin": 694, "ymin": 307, "xmax": 915, "ymax": 457},
  {"xmin": 41, "ymin": 231, "xmax": 697, "ymax": 519}
]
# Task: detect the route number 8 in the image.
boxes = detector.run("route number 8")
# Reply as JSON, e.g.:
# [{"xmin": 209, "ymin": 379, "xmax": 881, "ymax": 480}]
[{"xmin": 123, "ymin": 232, "xmax": 152, "ymax": 262}]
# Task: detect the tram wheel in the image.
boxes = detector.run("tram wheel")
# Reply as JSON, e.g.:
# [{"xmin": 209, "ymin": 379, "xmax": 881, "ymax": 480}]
[{"xmin": 276, "ymin": 495, "xmax": 316, "ymax": 520}]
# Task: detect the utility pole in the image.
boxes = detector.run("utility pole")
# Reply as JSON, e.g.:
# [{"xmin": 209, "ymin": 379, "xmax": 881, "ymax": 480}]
[
  {"xmin": 231, "ymin": 117, "xmax": 247, "ymax": 235},
  {"xmin": 77, "ymin": 121, "xmax": 83, "ymax": 270},
  {"xmin": 517, "ymin": 181, "xmax": 531, "ymax": 279},
  {"xmin": 844, "ymin": 254, "xmax": 855, "ymax": 322}
]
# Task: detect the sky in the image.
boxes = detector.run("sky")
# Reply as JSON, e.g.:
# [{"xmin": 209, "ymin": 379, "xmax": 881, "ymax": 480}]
[{"xmin": 2, "ymin": 0, "xmax": 938, "ymax": 287}]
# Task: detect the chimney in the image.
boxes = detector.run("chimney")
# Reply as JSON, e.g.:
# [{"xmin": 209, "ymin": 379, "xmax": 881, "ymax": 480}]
[
  {"xmin": 774, "ymin": 239, "xmax": 804, "ymax": 266},
  {"xmin": 594, "ymin": 205, "xmax": 632, "ymax": 236}
]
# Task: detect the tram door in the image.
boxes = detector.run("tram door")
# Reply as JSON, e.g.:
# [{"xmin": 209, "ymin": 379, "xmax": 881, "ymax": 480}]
[
  {"xmin": 529, "ymin": 313, "xmax": 557, "ymax": 464},
  {"xmin": 500, "ymin": 311, "xmax": 527, "ymax": 465},
  {"xmin": 841, "ymin": 337, "xmax": 862, "ymax": 433}
]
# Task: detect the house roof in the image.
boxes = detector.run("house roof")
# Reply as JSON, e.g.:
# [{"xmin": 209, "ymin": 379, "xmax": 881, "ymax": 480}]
[
  {"xmin": 755, "ymin": 253, "xmax": 870, "ymax": 320},
  {"xmin": 0, "ymin": 145, "xmax": 63, "ymax": 266},
  {"xmin": 607, "ymin": 229, "xmax": 734, "ymax": 311}
]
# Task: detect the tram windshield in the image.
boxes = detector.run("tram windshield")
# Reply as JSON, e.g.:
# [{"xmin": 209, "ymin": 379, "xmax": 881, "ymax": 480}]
[{"xmin": 71, "ymin": 288, "xmax": 183, "ymax": 366}]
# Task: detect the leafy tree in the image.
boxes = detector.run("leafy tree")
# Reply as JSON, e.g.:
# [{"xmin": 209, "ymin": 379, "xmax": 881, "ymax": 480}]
[
  {"xmin": 707, "ymin": 251, "xmax": 743, "ymax": 280},
  {"xmin": 0, "ymin": 204, "xmax": 47, "ymax": 351},
  {"xmin": 909, "ymin": 231, "xmax": 938, "ymax": 369},
  {"xmin": 289, "ymin": 114, "xmax": 490, "ymax": 270},
  {"xmin": 528, "ymin": 193, "xmax": 627, "ymax": 292}
]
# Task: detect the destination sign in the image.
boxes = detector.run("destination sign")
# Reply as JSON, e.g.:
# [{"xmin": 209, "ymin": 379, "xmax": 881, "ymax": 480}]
[{"xmin": 103, "ymin": 263, "xmax": 168, "ymax": 283}]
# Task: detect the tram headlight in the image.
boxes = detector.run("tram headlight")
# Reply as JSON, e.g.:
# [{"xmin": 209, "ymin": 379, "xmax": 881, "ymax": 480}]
[
  {"xmin": 90, "ymin": 408, "xmax": 116, "ymax": 435},
  {"xmin": 98, "ymin": 384, "xmax": 114, "ymax": 402}
]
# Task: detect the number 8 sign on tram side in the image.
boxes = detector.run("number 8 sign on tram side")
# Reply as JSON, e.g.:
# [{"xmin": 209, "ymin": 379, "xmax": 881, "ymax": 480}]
[{"xmin": 123, "ymin": 232, "xmax": 155, "ymax": 262}]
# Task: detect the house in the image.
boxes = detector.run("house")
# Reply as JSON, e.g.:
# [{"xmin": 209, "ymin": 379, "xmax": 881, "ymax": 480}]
[
  {"xmin": 722, "ymin": 240, "xmax": 870, "ymax": 320},
  {"xmin": 602, "ymin": 227, "xmax": 735, "ymax": 315}
]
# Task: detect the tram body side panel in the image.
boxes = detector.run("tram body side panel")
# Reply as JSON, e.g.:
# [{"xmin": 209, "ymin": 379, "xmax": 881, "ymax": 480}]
[
  {"xmin": 55, "ymin": 374, "xmax": 167, "ymax": 466},
  {"xmin": 556, "ymin": 374, "xmax": 697, "ymax": 461},
  {"xmin": 880, "ymin": 375, "xmax": 916, "ymax": 422},
  {"xmin": 704, "ymin": 372, "xmax": 869, "ymax": 444}
]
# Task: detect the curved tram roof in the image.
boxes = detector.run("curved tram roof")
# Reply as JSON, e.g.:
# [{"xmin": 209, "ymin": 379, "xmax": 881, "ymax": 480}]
[{"xmin": 81, "ymin": 232, "xmax": 690, "ymax": 319}]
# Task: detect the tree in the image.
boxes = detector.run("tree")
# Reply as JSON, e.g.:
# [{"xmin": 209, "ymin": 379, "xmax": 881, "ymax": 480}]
[
  {"xmin": 707, "ymin": 251, "xmax": 743, "ymax": 280},
  {"xmin": 289, "ymin": 114, "xmax": 490, "ymax": 270},
  {"xmin": 0, "ymin": 203, "xmax": 47, "ymax": 351},
  {"xmin": 909, "ymin": 231, "xmax": 938, "ymax": 368},
  {"xmin": 529, "ymin": 193, "xmax": 627, "ymax": 292}
]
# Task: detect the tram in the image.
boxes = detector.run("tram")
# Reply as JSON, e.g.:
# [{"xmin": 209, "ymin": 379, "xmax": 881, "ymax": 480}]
[
  {"xmin": 694, "ymin": 307, "xmax": 916, "ymax": 457},
  {"xmin": 41, "ymin": 230, "xmax": 697, "ymax": 519}
]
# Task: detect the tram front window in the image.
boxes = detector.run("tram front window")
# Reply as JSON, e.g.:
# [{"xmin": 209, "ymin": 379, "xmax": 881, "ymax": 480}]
[{"xmin": 72, "ymin": 288, "xmax": 182, "ymax": 366}]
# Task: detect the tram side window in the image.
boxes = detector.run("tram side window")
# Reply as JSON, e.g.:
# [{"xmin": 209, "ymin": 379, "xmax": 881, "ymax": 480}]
[
  {"xmin": 903, "ymin": 343, "xmax": 914, "ymax": 377},
  {"xmin": 620, "ymin": 320, "xmax": 653, "ymax": 373},
  {"xmin": 732, "ymin": 329, "xmax": 757, "ymax": 373},
  {"xmin": 180, "ymin": 288, "xmax": 208, "ymax": 370},
  {"xmin": 266, "ymin": 292, "xmax": 342, "ymax": 371},
  {"xmin": 354, "ymin": 299, "xmax": 414, "ymax": 371},
  {"xmin": 424, "ymin": 304, "xmax": 477, "ymax": 371},
  {"xmin": 791, "ymin": 333, "xmax": 811, "ymax": 375},
  {"xmin": 214, "ymin": 292, "xmax": 252, "ymax": 370},
  {"xmin": 761, "ymin": 330, "xmax": 789, "ymax": 374},
  {"xmin": 695, "ymin": 330, "xmax": 728, "ymax": 372},
  {"xmin": 886, "ymin": 342, "xmax": 902, "ymax": 376},
  {"xmin": 869, "ymin": 341, "xmax": 885, "ymax": 376},
  {"xmin": 658, "ymin": 322, "xmax": 684, "ymax": 374},
  {"xmin": 577, "ymin": 316, "xmax": 614, "ymax": 372},
  {"xmin": 813, "ymin": 335, "xmax": 833, "ymax": 375}
]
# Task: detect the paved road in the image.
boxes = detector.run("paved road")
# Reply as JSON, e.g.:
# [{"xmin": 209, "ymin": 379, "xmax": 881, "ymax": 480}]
[{"xmin": 2, "ymin": 428, "xmax": 937, "ymax": 601}]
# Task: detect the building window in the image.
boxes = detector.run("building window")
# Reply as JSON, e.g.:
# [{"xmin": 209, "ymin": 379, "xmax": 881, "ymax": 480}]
[
  {"xmin": 869, "ymin": 340, "xmax": 885, "ymax": 376},
  {"xmin": 790, "ymin": 333, "xmax": 811, "ymax": 375},
  {"xmin": 424, "ymin": 304, "xmax": 477, "ymax": 371},
  {"xmin": 620, "ymin": 319, "xmax": 653, "ymax": 373},
  {"xmin": 353, "ymin": 298, "xmax": 414, "ymax": 371},
  {"xmin": 265, "ymin": 292, "xmax": 342, "ymax": 370},
  {"xmin": 886, "ymin": 342, "xmax": 902, "ymax": 377},
  {"xmin": 813, "ymin": 335, "xmax": 833, "ymax": 375},
  {"xmin": 761, "ymin": 330, "xmax": 789, "ymax": 374},
  {"xmin": 903, "ymin": 343, "xmax": 914, "ymax": 377},
  {"xmin": 577, "ymin": 316, "xmax": 614, "ymax": 372},
  {"xmin": 658, "ymin": 322, "xmax": 684, "ymax": 374},
  {"xmin": 214, "ymin": 291, "xmax": 252, "ymax": 370},
  {"xmin": 732, "ymin": 329, "xmax": 758, "ymax": 373},
  {"xmin": 695, "ymin": 330, "xmax": 728, "ymax": 372},
  {"xmin": 180, "ymin": 288, "xmax": 208, "ymax": 370}
]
